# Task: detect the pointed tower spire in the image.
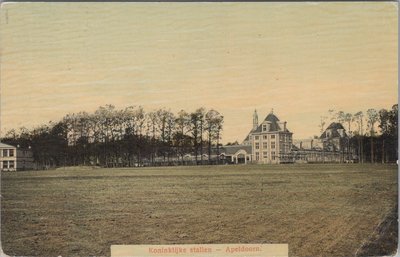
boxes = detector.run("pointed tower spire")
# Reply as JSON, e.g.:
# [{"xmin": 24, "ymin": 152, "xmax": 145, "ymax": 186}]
[{"xmin": 253, "ymin": 109, "xmax": 258, "ymax": 131}]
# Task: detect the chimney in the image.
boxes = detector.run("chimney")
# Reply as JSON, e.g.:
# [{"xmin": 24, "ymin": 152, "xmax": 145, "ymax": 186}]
[
  {"xmin": 284, "ymin": 121, "xmax": 287, "ymax": 131},
  {"xmin": 300, "ymin": 141, "xmax": 303, "ymax": 149},
  {"xmin": 311, "ymin": 139, "xmax": 314, "ymax": 149}
]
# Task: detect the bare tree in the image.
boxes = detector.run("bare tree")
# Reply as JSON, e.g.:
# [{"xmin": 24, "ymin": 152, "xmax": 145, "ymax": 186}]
[
  {"xmin": 366, "ymin": 108, "xmax": 379, "ymax": 163},
  {"xmin": 319, "ymin": 116, "xmax": 327, "ymax": 134},
  {"xmin": 205, "ymin": 109, "xmax": 223, "ymax": 164},
  {"xmin": 353, "ymin": 111, "xmax": 364, "ymax": 163},
  {"xmin": 190, "ymin": 108, "xmax": 206, "ymax": 165},
  {"xmin": 175, "ymin": 110, "xmax": 191, "ymax": 164}
]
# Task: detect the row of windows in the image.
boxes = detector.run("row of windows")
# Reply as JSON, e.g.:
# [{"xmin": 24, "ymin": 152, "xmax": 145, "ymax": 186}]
[
  {"xmin": 254, "ymin": 135, "xmax": 276, "ymax": 140},
  {"xmin": 2, "ymin": 160, "xmax": 15, "ymax": 169},
  {"xmin": 2, "ymin": 149, "xmax": 14, "ymax": 157},
  {"xmin": 255, "ymin": 141, "xmax": 276, "ymax": 150},
  {"xmin": 253, "ymin": 135, "xmax": 292, "ymax": 144},
  {"xmin": 280, "ymin": 136, "xmax": 292, "ymax": 143},
  {"xmin": 255, "ymin": 151, "xmax": 276, "ymax": 161}
]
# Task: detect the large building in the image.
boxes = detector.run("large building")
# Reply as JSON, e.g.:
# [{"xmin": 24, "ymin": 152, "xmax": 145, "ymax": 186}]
[
  {"xmin": 292, "ymin": 122, "xmax": 351, "ymax": 163},
  {"xmin": 143, "ymin": 110, "xmax": 352, "ymax": 165},
  {"xmin": 220, "ymin": 110, "xmax": 352, "ymax": 164},
  {"xmin": 0, "ymin": 143, "xmax": 35, "ymax": 171},
  {"xmin": 242, "ymin": 110, "xmax": 293, "ymax": 164}
]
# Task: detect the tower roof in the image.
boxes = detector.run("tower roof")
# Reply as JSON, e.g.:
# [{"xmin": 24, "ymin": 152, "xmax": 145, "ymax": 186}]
[
  {"xmin": 254, "ymin": 112, "xmax": 289, "ymax": 133},
  {"xmin": 326, "ymin": 122, "xmax": 345, "ymax": 130},
  {"xmin": 242, "ymin": 110, "xmax": 290, "ymax": 144},
  {"xmin": 320, "ymin": 122, "xmax": 347, "ymax": 139},
  {"xmin": 264, "ymin": 113, "xmax": 280, "ymax": 123}
]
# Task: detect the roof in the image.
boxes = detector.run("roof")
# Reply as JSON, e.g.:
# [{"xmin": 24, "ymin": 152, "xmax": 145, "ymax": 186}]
[
  {"xmin": 265, "ymin": 113, "xmax": 280, "ymax": 123},
  {"xmin": 320, "ymin": 122, "xmax": 347, "ymax": 139},
  {"xmin": 243, "ymin": 112, "xmax": 290, "ymax": 142},
  {"xmin": 326, "ymin": 122, "xmax": 345, "ymax": 130},
  {"xmin": 220, "ymin": 145, "xmax": 252, "ymax": 155},
  {"xmin": 253, "ymin": 113, "xmax": 289, "ymax": 133},
  {"xmin": 293, "ymin": 138, "xmax": 324, "ymax": 149},
  {"xmin": 242, "ymin": 129, "xmax": 253, "ymax": 143},
  {"xmin": 0, "ymin": 142, "xmax": 16, "ymax": 148}
]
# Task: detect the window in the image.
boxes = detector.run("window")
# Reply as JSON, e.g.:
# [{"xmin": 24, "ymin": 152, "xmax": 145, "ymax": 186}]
[
  {"xmin": 271, "ymin": 142, "xmax": 276, "ymax": 149},
  {"xmin": 2, "ymin": 149, "xmax": 8, "ymax": 157},
  {"xmin": 9, "ymin": 149, "xmax": 14, "ymax": 157},
  {"xmin": 263, "ymin": 142, "xmax": 268, "ymax": 149},
  {"xmin": 262, "ymin": 124, "xmax": 267, "ymax": 131},
  {"xmin": 271, "ymin": 135, "xmax": 275, "ymax": 139},
  {"xmin": 263, "ymin": 135, "xmax": 268, "ymax": 140},
  {"xmin": 9, "ymin": 161, "xmax": 14, "ymax": 169},
  {"xmin": 255, "ymin": 143, "xmax": 260, "ymax": 149},
  {"xmin": 255, "ymin": 152, "xmax": 260, "ymax": 161},
  {"xmin": 271, "ymin": 151, "xmax": 276, "ymax": 160},
  {"xmin": 255, "ymin": 136, "xmax": 259, "ymax": 140},
  {"xmin": 263, "ymin": 151, "xmax": 268, "ymax": 158},
  {"xmin": 2, "ymin": 161, "xmax": 8, "ymax": 169}
]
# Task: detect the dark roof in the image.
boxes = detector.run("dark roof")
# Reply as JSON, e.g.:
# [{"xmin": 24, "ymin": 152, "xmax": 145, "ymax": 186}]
[
  {"xmin": 265, "ymin": 113, "xmax": 280, "ymax": 123},
  {"xmin": 326, "ymin": 122, "xmax": 345, "ymax": 130},
  {"xmin": 220, "ymin": 145, "xmax": 252, "ymax": 155},
  {"xmin": 243, "ymin": 112, "xmax": 290, "ymax": 142},
  {"xmin": 320, "ymin": 122, "xmax": 347, "ymax": 139},
  {"xmin": 253, "ymin": 113, "xmax": 289, "ymax": 133},
  {"xmin": 242, "ymin": 129, "xmax": 253, "ymax": 142}
]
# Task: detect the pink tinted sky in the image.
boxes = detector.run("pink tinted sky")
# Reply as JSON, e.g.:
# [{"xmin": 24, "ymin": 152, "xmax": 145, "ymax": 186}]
[{"xmin": 0, "ymin": 2, "xmax": 397, "ymax": 143}]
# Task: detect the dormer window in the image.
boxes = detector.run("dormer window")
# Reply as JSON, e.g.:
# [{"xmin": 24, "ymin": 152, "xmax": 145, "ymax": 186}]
[
  {"xmin": 262, "ymin": 124, "xmax": 267, "ymax": 131},
  {"xmin": 262, "ymin": 122, "xmax": 271, "ymax": 132}
]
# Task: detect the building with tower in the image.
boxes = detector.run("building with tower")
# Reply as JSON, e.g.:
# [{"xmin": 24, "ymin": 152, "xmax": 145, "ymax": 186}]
[
  {"xmin": 221, "ymin": 109, "xmax": 293, "ymax": 164},
  {"xmin": 242, "ymin": 109, "xmax": 293, "ymax": 164},
  {"xmin": 142, "ymin": 109, "xmax": 352, "ymax": 165},
  {"xmin": 220, "ymin": 109, "xmax": 351, "ymax": 164}
]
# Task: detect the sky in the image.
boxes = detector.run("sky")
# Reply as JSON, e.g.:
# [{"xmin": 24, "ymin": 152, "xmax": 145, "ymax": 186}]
[{"xmin": 0, "ymin": 2, "xmax": 397, "ymax": 143}]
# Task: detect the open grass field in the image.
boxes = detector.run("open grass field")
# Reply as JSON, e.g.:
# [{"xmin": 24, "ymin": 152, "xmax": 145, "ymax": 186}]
[{"xmin": 1, "ymin": 164, "xmax": 398, "ymax": 257}]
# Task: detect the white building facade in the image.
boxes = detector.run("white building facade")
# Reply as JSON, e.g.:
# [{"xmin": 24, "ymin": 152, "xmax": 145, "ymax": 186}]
[
  {"xmin": 0, "ymin": 143, "xmax": 35, "ymax": 171},
  {"xmin": 0, "ymin": 143, "xmax": 17, "ymax": 171},
  {"xmin": 243, "ymin": 110, "xmax": 293, "ymax": 164}
]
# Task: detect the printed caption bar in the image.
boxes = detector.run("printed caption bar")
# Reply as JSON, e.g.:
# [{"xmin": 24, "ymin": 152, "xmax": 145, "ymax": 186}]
[{"xmin": 111, "ymin": 244, "xmax": 288, "ymax": 257}]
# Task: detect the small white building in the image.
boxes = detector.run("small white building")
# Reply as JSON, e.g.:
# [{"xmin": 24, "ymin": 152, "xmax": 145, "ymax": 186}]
[{"xmin": 0, "ymin": 143, "xmax": 35, "ymax": 171}]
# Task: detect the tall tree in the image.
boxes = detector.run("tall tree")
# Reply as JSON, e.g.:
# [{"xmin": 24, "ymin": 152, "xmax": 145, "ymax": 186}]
[
  {"xmin": 205, "ymin": 110, "xmax": 219, "ymax": 164},
  {"xmin": 319, "ymin": 116, "xmax": 327, "ymax": 134},
  {"xmin": 190, "ymin": 108, "xmax": 206, "ymax": 164},
  {"xmin": 175, "ymin": 110, "xmax": 191, "ymax": 164},
  {"xmin": 353, "ymin": 111, "xmax": 364, "ymax": 163},
  {"xmin": 197, "ymin": 108, "xmax": 206, "ymax": 164},
  {"xmin": 366, "ymin": 108, "xmax": 379, "ymax": 163},
  {"xmin": 1, "ymin": 105, "xmax": 225, "ymax": 168},
  {"xmin": 146, "ymin": 111, "xmax": 159, "ymax": 165},
  {"xmin": 379, "ymin": 108, "xmax": 390, "ymax": 163}
]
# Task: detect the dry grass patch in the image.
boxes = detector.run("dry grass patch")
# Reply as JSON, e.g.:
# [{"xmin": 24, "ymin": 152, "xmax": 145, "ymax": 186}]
[{"xmin": 1, "ymin": 164, "xmax": 397, "ymax": 256}]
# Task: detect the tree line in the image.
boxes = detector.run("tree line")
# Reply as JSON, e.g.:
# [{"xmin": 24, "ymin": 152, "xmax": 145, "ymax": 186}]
[
  {"xmin": 319, "ymin": 104, "xmax": 398, "ymax": 163},
  {"xmin": 2, "ymin": 105, "xmax": 224, "ymax": 168}
]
